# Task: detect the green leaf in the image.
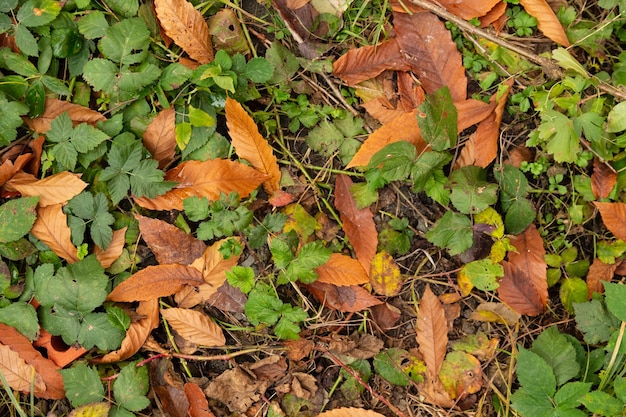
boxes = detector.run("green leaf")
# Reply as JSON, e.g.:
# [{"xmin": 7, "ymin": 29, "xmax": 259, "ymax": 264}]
[
  {"xmin": 462, "ymin": 259, "xmax": 504, "ymax": 291},
  {"xmin": 0, "ymin": 196, "xmax": 38, "ymax": 243},
  {"xmin": 114, "ymin": 362, "xmax": 150, "ymax": 412},
  {"xmin": 183, "ymin": 196, "xmax": 210, "ymax": 221},
  {"xmin": 39, "ymin": 305, "xmax": 81, "ymax": 345},
  {"xmin": 275, "ymin": 304, "xmax": 307, "ymax": 340},
  {"xmin": 188, "ymin": 105, "xmax": 216, "ymax": 128},
  {"xmin": 82, "ymin": 58, "xmax": 118, "ymax": 91},
  {"xmin": 13, "ymin": 24, "xmax": 38, "ymax": 57},
  {"xmin": 226, "ymin": 266, "xmax": 255, "ymax": 294},
  {"xmin": 99, "ymin": 18, "xmax": 150, "ymax": 65},
  {"xmin": 552, "ymin": 47, "xmax": 589, "ymax": 78},
  {"xmin": 16, "ymin": 0, "xmax": 61, "ymax": 27},
  {"xmin": 287, "ymin": 242, "xmax": 331, "ymax": 284},
  {"xmin": 581, "ymin": 390, "xmax": 624, "ymax": 416},
  {"xmin": 106, "ymin": 0, "xmax": 138, "ymax": 18},
  {"xmin": 78, "ymin": 312, "xmax": 125, "ymax": 350},
  {"xmin": 77, "ymin": 11, "xmax": 108, "ymax": 39},
  {"xmin": 0, "ymin": 238, "xmax": 37, "ymax": 261},
  {"xmin": 425, "ymin": 211, "xmax": 473, "ymax": 256},
  {"xmin": 245, "ymin": 286, "xmax": 283, "ymax": 326},
  {"xmin": 266, "ymin": 41, "xmax": 300, "ymax": 84},
  {"xmin": 0, "ymin": 0, "xmax": 18, "ymax": 13},
  {"xmin": 504, "ymin": 199, "xmax": 535, "ymax": 235},
  {"xmin": 0, "ymin": 47, "xmax": 38, "ymax": 76},
  {"xmin": 607, "ymin": 101, "xmax": 626, "ymax": 133},
  {"xmin": 530, "ymin": 327, "xmax": 580, "ymax": 387},
  {"xmin": 60, "ymin": 363, "xmax": 105, "ymax": 407},
  {"xmin": 559, "ymin": 277, "xmax": 588, "ymax": 314},
  {"xmin": 270, "ymin": 238, "xmax": 294, "ymax": 269},
  {"xmin": 373, "ymin": 348, "xmax": 411, "ymax": 386},
  {"xmin": 515, "ymin": 347, "xmax": 556, "ymax": 398},
  {"xmin": 129, "ymin": 159, "xmax": 174, "ymax": 199},
  {"xmin": 0, "ymin": 302, "xmax": 38, "ymax": 340},
  {"xmin": 573, "ymin": 298, "xmax": 620, "ymax": 344},
  {"xmin": 71, "ymin": 123, "xmax": 109, "ymax": 153},
  {"xmin": 449, "ymin": 166, "xmax": 498, "ymax": 214},
  {"xmin": 554, "ymin": 382, "xmax": 591, "ymax": 410},
  {"xmin": 117, "ymin": 63, "xmax": 161, "ymax": 92},
  {"xmin": 411, "ymin": 151, "xmax": 451, "ymax": 191},
  {"xmin": 536, "ymin": 110, "xmax": 580, "ymax": 163},
  {"xmin": 603, "ymin": 281, "xmax": 626, "ymax": 322},
  {"xmin": 417, "ymin": 87, "xmax": 457, "ymax": 151},
  {"xmin": 366, "ymin": 141, "xmax": 418, "ymax": 183},
  {"xmin": 0, "ymin": 91, "xmax": 28, "ymax": 146},
  {"xmin": 614, "ymin": 377, "xmax": 626, "ymax": 403},
  {"xmin": 107, "ymin": 305, "xmax": 130, "ymax": 331},
  {"xmin": 510, "ymin": 386, "xmax": 554, "ymax": 417},
  {"xmin": 243, "ymin": 57, "xmax": 275, "ymax": 83}
]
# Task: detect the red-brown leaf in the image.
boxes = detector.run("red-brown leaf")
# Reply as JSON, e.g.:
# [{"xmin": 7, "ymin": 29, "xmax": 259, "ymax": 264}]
[
  {"xmin": 185, "ymin": 382, "xmax": 216, "ymax": 417},
  {"xmin": 594, "ymin": 202, "xmax": 626, "ymax": 241},
  {"xmin": 437, "ymin": 0, "xmax": 501, "ymax": 20},
  {"xmin": 334, "ymin": 175, "xmax": 377, "ymax": 271},
  {"xmin": 136, "ymin": 214, "xmax": 206, "ymax": 265},
  {"xmin": 586, "ymin": 258, "xmax": 620, "ymax": 299},
  {"xmin": 506, "ymin": 224, "xmax": 548, "ymax": 307},
  {"xmin": 415, "ymin": 285, "xmax": 448, "ymax": 378},
  {"xmin": 143, "ymin": 108, "xmax": 176, "ymax": 169},
  {"xmin": 31, "ymin": 204, "xmax": 79, "ymax": 264},
  {"xmin": 317, "ymin": 408, "xmax": 386, "ymax": 417},
  {"xmin": 305, "ymin": 281, "xmax": 382, "ymax": 312},
  {"xmin": 24, "ymin": 98, "xmax": 106, "ymax": 134},
  {"xmin": 107, "ymin": 264, "xmax": 205, "ymax": 302},
  {"xmin": 591, "ymin": 159, "xmax": 617, "ymax": 199},
  {"xmin": 519, "ymin": 0, "xmax": 570, "ymax": 46},
  {"xmin": 315, "ymin": 253, "xmax": 370, "ymax": 286},
  {"xmin": 498, "ymin": 261, "xmax": 544, "ymax": 316}
]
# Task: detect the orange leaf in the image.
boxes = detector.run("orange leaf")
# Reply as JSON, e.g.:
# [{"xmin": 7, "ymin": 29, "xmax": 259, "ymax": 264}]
[
  {"xmin": 369, "ymin": 251, "xmax": 403, "ymax": 297},
  {"xmin": 24, "ymin": 98, "xmax": 106, "ymax": 134},
  {"xmin": 506, "ymin": 224, "xmax": 548, "ymax": 307},
  {"xmin": 591, "ymin": 159, "xmax": 617, "ymax": 199},
  {"xmin": 190, "ymin": 237, "xmax": 241, "ymax": 284},
  {"xmin": 586, "ymin": 258, "xmax": 620, "ymax": 299},
  {"xmin": 479, "ymin": 1, "xmax": 507, "ymax": 30},
  {"xmin": 31, "ymin": 204, "xmax": 79, "ymax": 264},
  {"xmin": 437, "ymin": 0, "xmax": 501, "ymax": 20},
  {"xmin": 143, "ymin": 108, "xmax": 176, "ymax": 169},
  {"xmin": 133, "ymin": 159, "xmax": 267, "ymax": 211},
  {"xmin": 107, "ymin": 264, "xmax": 205, "ymax": 302},
  {"xmin": 154, "ymin": 0, "xmax": 213, "ymax": 63},
  {"xmin": 498, "ymin": 261, "xmax": 544, "ymax": 316},
  {"xmin": 334, "ymin": 175, "xmax": 377, "ymax": 271},
  {"xmin": 136, "ymin": 214, "xmax": 206, "ymax": 265},
  {"xmin": 96, "ymin": 299, "xmax": 159, "ymax": 364},
  {"xmin": 185, "ymin": 382, "xmax": 216, "ymax": 417},
  {"xmin": 7, "ymin": 171, "xmax": 87, "ymax": 206},
  {"xmin": 0, "ymin": 343, "xmax": 47, "ymax": 394},
  {"xmin": 415, "ymin": 285, "xmax": 448, "ymax": 378},
  {"xmin": 519, "ymin": 0, "xmax": 570, "ymax": 46},
  {"xmin": 94, "ymin": 227, "xmax": 127, "ymax": 268},
  {"xmin": 315, "ymin": 253, "xmax": 370, "ymax": 286},
  {"xmin": 226, "ymin": 97, "xmax": 281, "ymax": 197},
  {"xmin": 332, "ymin": 39, "xmax": 410, "ymax": 86},
  {"xmin": 160, "ymin": 308, "xmax": 225, "ymax": 346},
  {"xmin": 594, "ymin": 202, "xmax": 626, "ymax": 241},
  {"xmin": 305, "ymin": 281, "xmax": 382, "ymax": 312},
  {"xmin": 394, "ymin": 11, "xmax": 467, "ymax": 102},
  {"xmin": 317, "ymin": 408, "xmax": 386, "ymax": 417}
]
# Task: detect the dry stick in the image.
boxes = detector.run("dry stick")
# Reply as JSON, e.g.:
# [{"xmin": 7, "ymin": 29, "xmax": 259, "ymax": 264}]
[{"xmin": 406, "ymin": 0, "xmax": 626, "ymax": 102}]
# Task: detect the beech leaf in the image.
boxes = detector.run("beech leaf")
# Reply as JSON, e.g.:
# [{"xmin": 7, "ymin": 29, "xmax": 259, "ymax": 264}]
[
  {"xmin": 586, "ymin": 258, "xmax": 619, "ymax": 298},
  {"xmin": 415, "ymin": 285, "xmax": 448, "ymax": 378},
  {"xmin": 7, "ymin": 171, "xmax": 87, "ymax": 206},
  {"xmin": 519, "ymin": 0, "xmax": 570, "ymax": 46},
  {"xmin": 593, "ymin": 202, "xmax": 626, "ymax": 242},
  {"xmin": 24, "ymin": 98, "xmax": 106, "ymax": 134},
  {"xmin": 370, "ymin": 251, "xmax": 403, "ymax": 297},
  {"xmin": 315, "ymin": 253, "xmax": 370, "ymax": 286},
  {"xmin": 498, "ymin": 261, "xmax": 544, "ymax": 316},
  {"xmin": 305, "ymin": 281, "xmax": 382, "ymax": 312},
  {"xmin": 591, "ymin": 159, "xmax": 617, "ymax": 199},
  {"xmin": 143, "ymin": 108, "xmax": 176, "ymax": 169},
  {"xmin": 94, "ymin": 227, "xmax": 127, "ymax": 268},
  {"xmin": 506, "ymin": 224, "xmax": 548, "ymax": 308},
  {"xmin": 0, "ymin": 343, "xmax": 47, "ymax": 394},
  {"xmin": 136, "ymin": 214, "xmax": 206, "ymax": 265},
  {"xmin": 317, "ymin": 408, "xmax": 386, "ymax": 417},
  {"xmin": 30, "ymin": 204, "xmax": 79, "ymax": 264},
  {"xmin": 161, "ymin": 308, "xmax": 226, "ymax": 346},
  {"xmin": 185, "ymin": 382, "xmax": 215, "ymax": 417},
  {"xmin": 437, "ymin": 0, "xmax": 501, "ymax": 20}
]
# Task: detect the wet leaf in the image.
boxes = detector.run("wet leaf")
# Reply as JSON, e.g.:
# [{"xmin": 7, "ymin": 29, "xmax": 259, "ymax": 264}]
[
  {"xmin": 7, "ymin": 171, "xmax": 87, "ymax": 206},
  {"xmin": 315, "ymin": 253, "xmax": 370, "ymax": 286},
  {"xmin": 143, "ymin": 108, "xmax": 176, "ymax": 169},
  {"xmin": 519, "ymin": 0, "xmax": 570, "ymax": 46},
  {"xmin": 594, "ymin": 202, "xmax": 626, "ymax": 241},
  {"xmin": 369, "ymin": 251, "xmax": 403, "ymax": 297},
  {"xmin": 416, "ymin": 285, "xmax": 448, "ymax": 379},
  {"xmin": 305, "ymin": 281, "xmax": 382, "ymax": 312},
  {"xmin": 136, "ymin": 214, "xmax": 206, "ymax": 265},
  {"xmin": 161, "ymin": 308, "xmax": 225, "ymax": 346},
  {"xmin": 31, "ymin": 204, "xmax": 79, "ymax": 264}
]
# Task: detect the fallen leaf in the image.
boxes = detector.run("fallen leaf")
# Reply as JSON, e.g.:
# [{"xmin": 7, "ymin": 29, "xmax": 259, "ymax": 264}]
[
  {"xmin": 519, "ymin": 0, "xmax": 570, "ymax": 46},
  {"xmin": 417, "ymin": 376, "xmax": 455, "ymax": 408},
  {"xmin": 470, "ymin": 302, "xmax": 520, "ymax": 326},
  {"xmin": 370, "ymin": 251, "xmax": 403, "ymax": 297},
  {"xmin": 136, "ymin": 214, "xmax": 206, "ymax": 265},
  {"xmin": 226, "ymin": 97, "xmax": 282, "ymax": 197},
  {"xmin": 334, "ymin": 175, "xmax": 377, "ymax": 271},
  {"xmin": 591, "ymin": 159, "xmax": 617, "ymax": 199},
  {"xmin": 506, "ymin": 224, "xmax": 548, "ymax": 307},
  {"xmin": 154, "ymin": 0, "xmax": 213, "ymax": 63},
  {"xmin": 24, "ymin": 98, "xmax": 106, "ymax": 134},
  {"xmin": 594, "ymin": 202, "xmax": 626, "ymax": 241},
  {"xmin": 151, "ymin": 359, "xmax": 189, "ymax": 417},
  {"xmin": 305, "ymin": 281, "xmax": 382, "ymax": 312},
  {"xmin": 504, "ymin": 145, "xmax": 533, "ymax": 168},
  {"xmin": 437, "ymin": 0, "xmax": 501, "ymax": 19},
  {"xmin": 6, "ymin": 171, "xmax": 87, "ymax": 206},
  {"xmin": 68, "ymin": 402, "xmax": 110, "ymax": 417},
  {"xmin": 247, "ymin": 355, "xmax": 288, "ymax": 383},
  {"xmin": 0, "ymin": 343, "xmax": 46, "ymax": 394},
  {"xmin": 498, "ymin": 261, "xmax": 544, "ymax": 316},
  {"xmin": 394, "ymin": 11, "xmax": 467, "ymax": 101},
  {"xmin": 190, "ymin": 237, "xmax": 241, "ymax": 283},
  {"xmin": 438, "ymin": 351, "xmax": 482, "ymax": 399},
  {"xmin": 161, "ymin": 308, "xmax": 225, "ymax": 346},
  {"xmin": 370, "ymin": 302, "xmax": 401, "ymax": 331},
  {"xmin": 207, "ymin": 282, "xmax": 247, "ymax": 313},
  {"xmin": 479, "ymin": 1, "xmax": 507, "ymax": 29},
  {"xmin": 0, "ymin": 153, "xmax": 32, "ymax": 187},
  {"xmin": 315, "ymin": 253, "xmax": 370, "ymax": 286},
  {"xmin": 32, "ymin": 330, "xmax": 86, "ymax": 368},
  {"xmin": 204, "ymin": 366, "xmax": 270, "ymax": 413},
  {"xmin": 133, "ymin": 159, "xmax": 267, "ymax": 211},
  {"xmin": 416, "ymin": 285, "xmax": 448, "ymax": 379},
  {"xmin": 317, "ymin": 407, "xmax": 386, "ymax": 417},
  {"xmin": 586, "ymin": 258, "xmax": 619, "ymax": 298},
  {"xmin": 289, "ymin": 372, "xmax": 318, "ymax": 400},
  {"xmin": 284, "ymin": 338, "xmax": 315, "ymax": 361},
  {"xmin": 397, "ymin": 71, "xmax": 425, "ymax": 112},
  {"xmin": 143, "ymin": 108, "xmax": 176, "ymax": 169},
  {"xmin": 31, "ymin": 204, "xmax": 79, "ymax": 264},
  {"xmin": 94, "ymin": 227, "xmax": 127, "ymax": 268},
  {"xmin": 107, "ymin": 264, "xmax": 205, "ymax": 302},
  {"xmin": 96, "ymin": 299, "xmax": 159, "ymax": 363},
  {"xmin": 185, "ymin": 382, "xmax": 215, "ymax": 417}
]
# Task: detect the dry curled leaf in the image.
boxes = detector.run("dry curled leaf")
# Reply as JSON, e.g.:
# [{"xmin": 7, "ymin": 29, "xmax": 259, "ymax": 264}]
[
  {"xmin": 315, "ymin": 253, "xmax": 370, "ymax": 286},
  {"xmin": 161, "ymin": 308, "xmax": 226, "ymax": 347},
  {"xmin": 305, "ymin": 281, "xmax": 382, "ymax": 312},
  {"xmin": 31, "ymin": 204, "xmax": 79, "ymax": 264},
  {"xmin": 143, "ymin": 108, "xmax": 176, "ymax": 169}
]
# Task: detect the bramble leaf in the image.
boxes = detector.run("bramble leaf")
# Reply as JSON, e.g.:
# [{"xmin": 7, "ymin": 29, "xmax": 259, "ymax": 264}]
[
  {"xmin": 0, "ymin": 196, "xmax": 38, "ymax": 243},
  {"xmin": 535, "ymin": 110, "xmax": 580, "ymax": 163},
  {"xmin": 0, "ymin": 92, "xmax": 29, "ymax": 146},
  {"xmin": 113, "ymin": 362, "xmax": 150, "ymax": 412},
  {"xmin": 60, "ymin": 363, "xmax": 105, "ymax": 407},
  {"xmin": 417, "ymin": 87, "xmax": 457, "ymax": 151},
  {"xmin": 426, "ymin": 211, "xmax": 473, "ymax": 255}
]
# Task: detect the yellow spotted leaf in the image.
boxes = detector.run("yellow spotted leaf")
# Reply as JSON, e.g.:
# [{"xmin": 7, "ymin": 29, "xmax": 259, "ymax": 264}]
[
  {"xmin": 68, "ymin": 402, "xmax": 111, "ymax": 417},
  {"xmin": 369, "ymin": 251, "xmax": 403, "ymax": 296}
]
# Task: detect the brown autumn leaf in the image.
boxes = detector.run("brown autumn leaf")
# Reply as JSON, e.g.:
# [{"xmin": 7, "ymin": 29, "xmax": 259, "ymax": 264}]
[
  {"xmin": 136, "ymin": 214, "xmax": 206, "ymax": 265},
  {"xmin": 24, "ymin": 98, "xmax": 106, "ymax": 133},
  {"xmin": 416, "ymin": 285, "xmax": 448, "ymax": 379},
  {"xmin": 394, "ymin": 11, "xmax": 467, "ymax": 102},
  {"xmin": 206, "ymin": 282, "xmax": 247, "ymax": 313},
  {"xmin": 185, "ymin": 382, "xmax": 216, "ymax": 417},
  {"xmin": 436, "ymin": 0, "xmax": 501, "ymax": 20},
  {"xmin": 151, "ymin": 359, "xmax": 189, "ymax": 417},
  {"xmin": 305, "ymin": 281, "xmax": 382, "ymax": 312},
  {"xmin": 315, "ymin": 253, "xmax": 370, "ymax": 286},
  {"xmin": 370, "ymin": 302, "xmax": 401, "ymax": 331},
  {"xmin": 334, "ymin": 175, "xmax": 377, "ymax": 271},
  {"xmin": 470, "ymin": 302, "xmax": 520, "ymax": 326},
  {"xmin": 480, "ymin": 1, "xmax": 507, "ymax": 29},
  {"xmin": 506, "ymin": 224, "xmax": 548, "ymax": 307},
  {"xmin": 370, "ymin": 251, "xmax": 403, "ymax": 297},
  {"xmin": 456, "ymin": 79, "xmax": 513, "ymax": 168},
  {"xmin": 161, "ymin": 308, "xmax": 226, "ymax": 346},
  {"xmin": 498, "ymin": 261, "xmax": 544, "ymax": 316},
  {"xmin": 25, "ymin": 135, "xmax": 45, "ymax": 175},
  {"xmin": 94, "ymin": 227, "xmax": 127, "ymax": 268},
  {"xmin": 594, "ymin": 202, "xmax": 626, "ymax": 241},
  {"xmin": 0, "ymin": 324, "xmax": 65, "ymax": 399},
  {"xmin": 332, "ymin": 39, "xmax": 410, "ymax": 86},
  {"xmin": 190, "ymin": 237, "xmax": 241, "ymax": 284},
  {"xmin": 31, "ymin": 204, "xmax": 79, "ymax": 264},
  {"xmin": 317, "ymin": 408, "xmax": 386, "ymax": 417},
  {"xmin": 591, "ymin": 159, "xmax": 617, "ymax": 199},
  {"xmin": 0, "ymin": 155, "xmax": 31, "ymax": 187},
  {"xmin": 143, "ymin": 108, "xmax": 176, "ymax": 169},
  {"xmin": 6, "ymin": 171, "xmax": 87, "ymax": 206},
  {"xmin": 96, "ymin": 299, "xmax": 160, "ymax": 364},
  {"xmin": 586, "ymin": 258, "xmax": 620, "ymax": 298},
  {"xmin": 0, "ymin": 343, "xmax": 47, "ymax": 394},
  {"xmin": 107, "ymin": 264, "xmax": 205, "ymax": 302},
  {"xmin": 226, "ymin": 97, "xmax": 282, "ymax": 197},
  {"xmin": 154, "ymin": 0, "xmax": 213, "ymax": 63},
  {"xmin": 519, "ymin": 0, "xmax": 570, "ymax": 46},
  {"xmin": 133, "ymin": 159, "xmax": 267, "ymax": 211}
]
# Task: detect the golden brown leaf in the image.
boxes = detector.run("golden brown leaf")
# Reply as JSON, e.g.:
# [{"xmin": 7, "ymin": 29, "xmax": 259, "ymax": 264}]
[
  {"xmin": 317, "ymin": 408, "xmax": 386, "ymax": 417},
  {"xmin": 136, "ymin": 214, "xmax": 206, "ymax": 265},
  {"xmin": 416, "ymin": 285, "xmax": 448, "ymax": 378},
  {"xmin": 519, "ymin": 0, "xmax": 570, "ymax": 46},
  {"xmin": 107, "ymin": 264, "xmax": 205, "ymax": 302},
  {"xmin": 369, "ymin": 251, "xmax": 403, "ymax": 297},
  {"xmin": 586, "ymin": 258, "xmax": 619, "ymax": 298},
  {"xmin": 185, "ymin": 382, "xmax": 216, "ymax": 417},
  {"xmin": 594, "ymin": 202, "xmax": 626, "ymax": 241},
  {"xmin": 305, "ymin": 281, "xmax": 382, "ymax": 312},
  {"xmin": 7, "ymin": 171, "xmax": 87, "ymax": 206},
  {"xmin": 154, "ymin": 0, "xmax": 213, "ymax": 63},
  {"xmin": 479, "ymin": 1, "xmax": 507, "ymax": 29},
  {"xmin": 506, "ymin": 224, "xmax": 548, "ymax": 307},
  {"xmin": 334, "ymin": 175, "xmax": 377, "ymax": 271},
  {"xmin": 31, "ymin": 204, "xmax": 79, "ymax": 264},
  {"xmin": 591, "ymin": 159, "xmax": 617, "ymax": 199},
  {"xmin": 498, "ymin": 261, "xmax": 545, "ymax": 316},
  {"xmin": 226, "ymin": 97, "xmax": 281, "ymax": 196},
  {"xmin": 133, "ymin": 159, "xmax": 267, "ymax": 211},
  {"xmin": 143, "ymin": 108, "xmax": 176, "ymax": 169},
  {"xmin": 0, "ymin": 343, "xmax": 46, "ymax": 394},
  {"xmin": 315, "ymin": 253, "xmax": 370, "ymax": 286},
  {"xmin": 24, "ymin": 98, "xmax": 106, "ymax": 133},
  {"xmin": 94, "ymin": 227, "xmax": 127, "ymax": 268},
  {"xmin": 394, "ymin": 12, "xmax": 467, "ymax": 102},
  {"xmin": 470, "ymin": 302, "xmax": 520, "ymax": 326},
  {"xmin": 96, "ymin": 299, "xmax": 159, "ymax": 364},
  {"xmin": 437, "ymin": 0, "xmax": 501, "ymax": 19},
  {"xmin": 161, "ymin": 308, "xmax": 226, "ymax": 346},
  {"xmin": 190, "ymin": 237, "xmax": 241, "ymax": 284}
]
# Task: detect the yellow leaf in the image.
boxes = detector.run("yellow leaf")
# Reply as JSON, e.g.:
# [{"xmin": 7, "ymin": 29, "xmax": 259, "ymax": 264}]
[
  {"xmin": 369, "ymin": 251, "xmax": 403, "ymax": 297},
  {"xmin": 7, "ymin": 171, "xmax": 87, "ymax": 206},
  {"xmin": 68, "ymin": 402, "xmax": 111, "ymax": 417},
  {"xmin": 31, "ymin": 204, "xmax": 79, "ymax": 264},
  {"xmin": 474, "ymin": 207, "xmax": 504, "ymax": 239},
  {"xmin": 456, "ymin": 268, "xmax": 474, "ymax": 297},
  {"xmin": 161, "ymin": 308, "xmax": 226, "ymax": 346}
]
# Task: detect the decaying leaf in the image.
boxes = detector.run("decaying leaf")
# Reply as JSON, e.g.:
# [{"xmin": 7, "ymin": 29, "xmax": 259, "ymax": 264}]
[
  {"xmin": 161, "ymin": 308, "xmax": 226, "ymax": 346},
  {"xmin": 498, "ymin": 261, "xmax": 544, "ymax": 316},
  {"xmin": 143, "ymin": 108, "xmax": 176, "ymax": 169},
  {"xmin": 415, "ymin": 285, "xmax": 448, "ymax": 379},
  {"xmin": 317, "ymin": 408, "xmax": 386, "ymax": 417},
  {"xmin": 68, "ymin": 402, "xmax": 110, "ymax": 417},
  {"xmin": 154, "ymin": 0, "xmax": 214, "ymax": 63},
  {"xmin": 24, "ymin": 98, "xmax": 106, "ymax": 134},
  {"xmin": 107, "ymin": 264, "xmax": 205, "ymax": 302},
  {"xmin": 305, "ymin": 281, "xmax": 382, "ymax": 312},
  {"xmin": 204, "ymin": 366, "xmax": 270, "ymax": 413},
  {"xmin": 6, "ymin": 171, "xmax": 87, "ymax": 206},
  {"xmin": 0, "ymin": 343, "xmax": 47, "ymax": 393},
  {"xmin": 94, "ymin": 227, "xmax": 127, "ymax": 268},
  {"xmin": 519, "ymin": 0, "xmax": 570, "ymax": 46},
  {"xmin": 470, "ymin": 302, "xmax": 520, "ymax": 326},
  {"xmin": 151, "ymin": 359, "xmax": 189, "ymax": 417},
  {"xmin": 315, "ymin": 253, "xmax": 370, "ymax": 286},
  {"xmin": 370, "ymin": 302, "xmax": 401, "ymax": 330},
  {"xmin": 30, "ymin": 204, "xmax": 79, "ymax": 264},
  {"xmin": 438, "ymin": 351, "xmax": 482, "ymax": 399},
  {"xmin": 591, "ymin": 159, "xmax": 617, "ymax": 199},
  {"xmin": 594, "ymin": 202, "xmax": 626, "ymax": 241},
  {"xmin": 369, "ymin": 251, "xmax": 403, "ymax": 297},
  {"xmin": 136, "ymin": 214, "xmax": 206, "ymax": 265},
  {"xmin": 185, "ymin": 382, "xmax": 215, "ymax": 417}
]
